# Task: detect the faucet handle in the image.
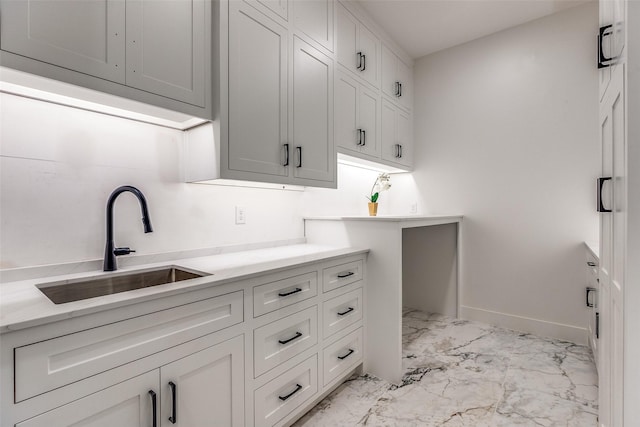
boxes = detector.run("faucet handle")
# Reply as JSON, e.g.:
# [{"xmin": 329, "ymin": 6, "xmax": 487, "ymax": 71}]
[{"xmin": 114, "ymin": 247, "xmax": 136, "ymax": 256}]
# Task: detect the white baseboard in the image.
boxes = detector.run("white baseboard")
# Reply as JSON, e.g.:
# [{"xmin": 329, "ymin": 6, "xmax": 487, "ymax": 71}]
[{"xmin": 460, "ymin": 305, "xmax": 589, "ymax": 346}]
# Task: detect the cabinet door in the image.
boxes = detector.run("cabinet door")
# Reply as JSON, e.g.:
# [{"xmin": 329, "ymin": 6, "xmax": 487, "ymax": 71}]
[
  {"xmin": 125, "ymin": 0, "xmax": 207, "ymax": 106},
  {"xmin": 0, "ymin": 0, "xmax": 125, "ymax": 83},
  {"xmin": 291, "ymin": 37, "xmax": 334, "ymax": 183},
  {"xmin": 381, "ymin": 44, "xmax": 397, "ymax": 98},
  {"xmin": 228, "ymin": 2, "xmax": 289, "ymax": 178},
  {"xmin": 396, "ymin": 58, "xmax": 412, "ymax": 111},
  {"xmin": 160, "ymin": 335, "xmax": 244, "ymax": 427},
  {"xmin": 335, "ymin": 73, "xmax": 360, "ymax": 153},
  {"xmin": 16, "ymin": 371, "xmax": 158, "ymax": 427},
  {"xmin": 599, "ymin": 0, "xmax": 613, "ymax": 100},
  {"xmin": 293, "ymin": 0, "xmax": 333, "ymax": 52},
  {"xmin": 380, "ymin": 99, "xmax": 397, "ymax": 163},
  {"xmin": 396, "ymin": 109, "xmax": 412, "ymax": 167},
  {"xmin": 358, "ymin": 85, "xmax": 380, "ymax": 158},
  {"xmin": 358, "ymin": 24, "xmax": 379, "ymax": 88},
  {"xmin": 336, "ymin": 3, "xmax": 358, "ymax": 72},
  {"xmin": 381, "ymin": 99, "xmax": 412, "ymax": 167},
  {"xmin": 244, "ymin": 0, "xmax": 288, "ymax": 22}
]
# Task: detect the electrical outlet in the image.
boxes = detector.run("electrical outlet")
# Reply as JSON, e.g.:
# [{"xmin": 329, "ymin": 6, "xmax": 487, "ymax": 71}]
[
  {"xmin": 410, "ymin": 202, "xmax": 418, "ymax": 214},
  {"xmin": 235, "ymin": 206, "xmax": 246, "ymax": 224}
]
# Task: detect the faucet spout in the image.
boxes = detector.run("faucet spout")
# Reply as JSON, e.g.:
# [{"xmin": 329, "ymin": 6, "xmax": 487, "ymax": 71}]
[{"xmin": 103, "ymin": 185, "xmax": 153, "ymax": 271}]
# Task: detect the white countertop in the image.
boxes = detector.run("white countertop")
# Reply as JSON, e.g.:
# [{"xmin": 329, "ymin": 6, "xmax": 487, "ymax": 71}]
[
  {"xmin": 0, "ymin": 244, "xmax": 367, "ymax": 333},
  {"xmin": 304, "ymin": 214, "xmax": 463, "ymax": 222}
]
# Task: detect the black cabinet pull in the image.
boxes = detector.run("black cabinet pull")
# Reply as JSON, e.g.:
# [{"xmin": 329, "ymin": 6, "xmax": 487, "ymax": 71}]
[
  {"xmin": 337, "ymin": 307, "xmax": 354, "ymax": 316},
  {"xmin": 395, "ymin": 82, "xmax": 400, "ymax": 96},
  {"xmin": 279, "ymin": 331, "xmax": 302, "ymax": 345},
  {"xmin": 362, "ymin": 130, "xmax": 366, "ymax": 146},
  {"xmin": 283, "ymin": 143, "xmax": 289, "ymax": 166},
  {"xmin": 586, "ymin": 287, "xmax": 596, "ymax": 308},
  {"xmin": 278, "ymin": 287, "xmax": 302, "ymax": 297},
  {"xmin": 400, "ymin": 144, "xmax": 403, "ymax": 158},
  {"xmin": 597, "ymin": 177, "xmax": 612, "ymax": 212},
  {"xmin": 338, "ymin": 348, "xmax": 354, "ymax": 360},
  {"xmin": 598, "ymin": 25, "xmax": 615, "ymax": 69},
  {"xmin": 399, "ymin": 82, "xmax": 402, "ymax": 97},
  {"xmin": 587, "ymin": 261, "xmax": 597, "ymax": 267},
  {"xmin": 149, "ymin": 390, "xmax": 157, "ymax": 427},
  {"xmin": 357, "ymin": 129, "xmax": 363, "ymax": 146},
  {"xmin": 357, "ymin": 52, "xmax": 363, "ymax": 70},
  {"xmin": 596, "ymin": 312, "xmax": 600, "ymax": 339},
  {"xmin": 168, "ymin": 381, "xmax": 177, "ymax": 424},
  {"xmin": 296, "ymin": 146, "xmax": 302, "ymax": 168},
  {"xmin": 337, "ymin": 271, "xmax": 354, "ymax": 278},
  {"xmin": 279, "ymin": 383, "xmax": 303, "ymax": 401},
  {"xmin": 362, "ymin": 54, "xmax": 366, "ymax": 71}
]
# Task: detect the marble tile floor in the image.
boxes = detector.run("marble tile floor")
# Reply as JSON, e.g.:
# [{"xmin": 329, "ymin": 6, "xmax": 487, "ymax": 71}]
[{"xmin": 293, "ymin": 308, "xmax": 598, "ymax": 427}]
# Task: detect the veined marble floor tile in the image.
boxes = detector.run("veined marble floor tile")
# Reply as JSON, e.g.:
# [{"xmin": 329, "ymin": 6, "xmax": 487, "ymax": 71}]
[{"xmin": 293, "ymin": 309, "xmax": 598, "ymax": 427}]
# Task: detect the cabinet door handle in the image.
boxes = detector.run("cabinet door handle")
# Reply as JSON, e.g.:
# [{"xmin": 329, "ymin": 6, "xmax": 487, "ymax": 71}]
[
  {"xmin": 296, "ymin": 146, "xmax": 302, "ymax": 168},
  {"xmin": 338, "ymin": 348, "xmax": 355, "ymax": 360},
  {"xmin": 278, "ymin": 287, "xmax": 302, "ymax": 297},
  {"xmin": 395, "ymin": 82, "xmax": 400, "ymax": 96},
  {"xmin": 149, "ymin": 390, "xmax": 158, "ymax": 427},
  {"xmin": 283, "ymin": 144, "xmax": 290, "ymax": 167},
  {"xmin": 279, "ymin": 383, "xmax": 303, "ymax": 401},
  {"xmin": 357, "ymin": 129, "xmax": 363, "ymax": 146},
  {"xmin": 279, "ymin": 331, "xmax": 303, "ymax": 345},
  {"xmin": 357, "ymin": 52, "xmax": 363, "ymax": 70},
  {"xmin": 596, "ymin": 312, "xmax": 600, "ymax": 339},
  {"xmin": 399, "ymin": 82, "xmax": 402, "ymax": 97},
  {"xmin": 587, "ymin": 261, "xmax": 597, "ymax": 267},
  {"xmin": 337, "ymin": 271, "xmax": 354, "ymax": 278},
  {"xmin": 399, "ymin": 144, "xmax": 403, "ymax": 158},
  {"xmin": 597, "ymin": 177, "xmax": 612, "ymax": 212},
  {"xmin": 168, "ymin": 381, "xmax": 177, "ymax": 424},
  {"xmin": 598, "ymin": 25, "xmax": 615, "ymax": 68},
  {"xmin": 362, "ymin": 54, "xmax": 366, "ymax": 71},
  {"xmin": 586, "ymin": 287, "xmax": 596, "ymax": 308},
  {"xmin": 337, "ymin": 307, "xmax": 354, "ymax": 316},
  {"xmin": 361, "ymin": 130, "xmax": 366, "ymax": 146}
]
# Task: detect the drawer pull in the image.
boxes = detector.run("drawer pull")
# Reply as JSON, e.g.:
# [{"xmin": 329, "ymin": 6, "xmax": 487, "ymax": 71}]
[
  {"xmin": 586, "ymin": 287, "xmax": 596, "ymax": 308},
  {"xmin": 338, "ymin": 348, "xmax": 355, "ymax": 360},
  {"xmin": 149, "ymin": 390, "xmax": 158, "ymax": 427},
  {"xmin": 278, "ymin": 287, "xmax": 302, "ymax": 297},
  {"xmin": 587, "ymin": 261, "xmax": 597, "ymax": 267},
  {"xmin": 278, "ymin": 383, "xmax": 303, "ymax": 401},
  {"xmin": 337, "ymin": 307, "xmax": 354, "ymax": 316},
  {"xmin": 168, "ymin": 381, "xmax": 177, "ymax": 424},
  {"xmin": 279, "ymin": 331, "xmax": 303, "ymax": 345},
  {"xmin": 337, "ymin": 271, "xmax": 354, "ymax": 279}
]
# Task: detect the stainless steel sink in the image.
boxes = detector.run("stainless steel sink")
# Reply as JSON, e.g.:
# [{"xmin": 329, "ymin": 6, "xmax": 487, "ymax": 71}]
[{"xmin": 37, "ymin": 266, "xmax": 209, "ymax": 304}]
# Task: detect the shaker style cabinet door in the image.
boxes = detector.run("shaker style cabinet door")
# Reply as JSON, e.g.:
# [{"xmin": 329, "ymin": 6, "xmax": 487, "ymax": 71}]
[
  {"xmin": 16, "ymin": 371, "xmax": 159, "ymax": 427},
  {"xmin": 335, "ymin": 73, "xmax": 360, "ymax": 153},
  {"xmin": 291, "ymin": 36, "xmax": 334, "ymax": 183},
  {"xmin": 125, "ymin": 0, "xmax": 208, "ymax": 106},
  {"xmin": 293, "ymin": 0, "xmax": 334, "ymax": 52},
  {"xmin": 0, "ymin": 0, "xmax": 126, "ymax": 83},
  {"xmin": 381, "ymin": 99, "xmax": 412, "ymax": 168},
  {"xmin": 160, "ymin": 336, "xmax": 244, "ymax": 427},
  {"xmin": 358, "ymin": 85, "xmax": 380, "ymax": 158},
  {"xmin": 227, "ymin": 2, "xmax": 289, "ymax": 178}
]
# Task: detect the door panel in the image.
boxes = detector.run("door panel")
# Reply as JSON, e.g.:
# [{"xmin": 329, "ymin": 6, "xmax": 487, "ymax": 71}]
[
  {"xmin": 126, "ymin": 0, "xmax": 206, "ymax": 106},
  {"xmin": 0, "ymin": 0, "xmax": 125, "ymax": 83},
  {"xmin": 380, "ymin": 99, "xmax": 397, "ymax": 163},
  {"xmin": 294, "ymin": 0, "xmax": 333, "ymax": 52},
  {"xmin": 335, "ymin": 73, "xmax": 359, "ymax": 153},
  {"xmin": 336, "ymin": 3, "xmax": 358, "ymax": 72},
  {"xmin": 358, "ymin": 24, "xmax": 379, "ymax": 88},
  {"xmin": 381, "ymin": 44, "xmax": 397, "ymax": 98},
  {"xmin": 228, "ymin": 2, "xmax": 288, "ymax": 177},
  {"xmin": 160, "ymin": 335, "xmax": 244, "ymax": 427},
  {"xmin": 358, "ymin": 86, "xmax": 379, "ymax": 158},
  {"xmin": 291, "ymin": 37, "xmax": 334, "ymax": 182}
]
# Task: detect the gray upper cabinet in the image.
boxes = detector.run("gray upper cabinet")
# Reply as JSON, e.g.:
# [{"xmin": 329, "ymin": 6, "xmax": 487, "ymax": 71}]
[
  {"xmin": 125, "ymin": 0, "xmax": 207, "ymax": 106},
  {"xmin": 0, "ymin": 0, "xmax": 126, "ymax": 83},
  {"xmin": 336, "ymin": 2, "xmax": 379, "ymax": 89},
  {"xmin": 293, "ymin": 0, "xmax": 334, "ymax": 52},
  {"xmin": 0, "ymin": 0, "xmax": 211, "ymax": 118}
]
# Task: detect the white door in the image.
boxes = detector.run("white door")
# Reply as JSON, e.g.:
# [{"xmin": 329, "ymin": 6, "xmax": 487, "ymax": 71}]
[
  {"xmin": 335, "ymin": 73, "xmax": 360, "ymax": 153},
  {"xmin": 358, "ymin": 24, "xmax": 379, "ymax": 88},
  {"xmin": 358, "ymin": 85, "xmax": 380, "ymax": 158},
  {"xmin": 126, "ymin": 0, "xmax": 207, "ymax": 106},
  {"xmin": 16, "ymin": 371, "xmax": 158, "ymax": 427},
  {"xmin": 336, "ymin": 2, "xmax": 358, "ymax": 72},
  {"xmin": 599, "ymin": 64, "xmax": 625, "ymax": 427},
  {"xmin": 291, "ymin": 37, "xmax": 334, "ymax": 183},
  {"xmin": 293, "ymin": 0, "xmax": 333, "ymax": 52},
  {"xmin": 160, "ymin": 335, "xmax": 244, "ymax": 427},
  {"xmin": 380, "ymin": 99, "xmax": 397, "ymax": 163},
  {"xmin": 227, "ymin": 2, "xmax": 289, "ymax": 178},
  {"xmin": 0, "ymin": 0, "xmax": 125, "ymax": 83},
  {"xmin": 381, "ymin": 44, "xmax": 397, "ymax": 99},
  {"xmin": 396, "ymin": 109, "xmax": 412, "ymax": 168},
  {"xmin": 396, "ymin": 58, "xmax": 412, "ymax": 112},
  {"xmin": 599, "ymin": 0, "xmax": 614, "ymax": 100}
]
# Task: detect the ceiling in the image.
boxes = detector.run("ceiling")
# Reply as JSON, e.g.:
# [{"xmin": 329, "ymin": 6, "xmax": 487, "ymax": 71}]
[{"xmin": 356, "ymin": 0, "xmax": 591, "ymax": 59}]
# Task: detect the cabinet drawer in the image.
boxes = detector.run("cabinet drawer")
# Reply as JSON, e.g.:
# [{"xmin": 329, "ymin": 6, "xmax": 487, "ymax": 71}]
[
  {"xmin": 254, "ymin": 306, "xmax": 318, "ymax": 378},
  {"xmin": 254, "ymin": 355, "xmax": 318, "ymax": 427},
  {"xmin": 323, "ymin": 288, "xmax": 363, "ymax": 339},
  {"xmin": 323, "ymin": 328, "xmax": 363, "ymax": 386},
  {"xmin": 323, "ymin": 259, "xmax": 363, "ymax": 292},
  {"xmin": 253, "ymin": 271, "xmax": 318, "ymax": 317},
  {"xmin": 15, "ymin": 290, "xmax": 243, "ymax": 402}
]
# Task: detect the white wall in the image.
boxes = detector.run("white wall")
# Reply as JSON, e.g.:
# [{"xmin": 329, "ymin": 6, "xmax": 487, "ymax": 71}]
[
  {"xmin": 0, "ymin": 93, "xmax": 304, "ymax": 269},
  {"xmin": 412, "ymin": 2, "xmax": 599, "ymax": 341}
]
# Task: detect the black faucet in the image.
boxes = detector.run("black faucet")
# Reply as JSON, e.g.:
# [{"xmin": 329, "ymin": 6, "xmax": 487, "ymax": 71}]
[{"xmin": 103, "ymin": 185, "xmax": 153, "ymax": 271}]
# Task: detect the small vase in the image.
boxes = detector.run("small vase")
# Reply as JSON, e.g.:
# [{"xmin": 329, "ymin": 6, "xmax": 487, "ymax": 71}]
[{"xmin": 368, "ymin": 202, "xmax": 378, "ymax": 216}]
